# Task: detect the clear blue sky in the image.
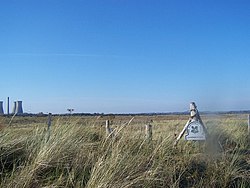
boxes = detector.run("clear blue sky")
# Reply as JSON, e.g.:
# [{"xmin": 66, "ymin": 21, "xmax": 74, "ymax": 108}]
[{"xmin": 0, "ymin": 0, "xmax": 250, "ymax": 114}]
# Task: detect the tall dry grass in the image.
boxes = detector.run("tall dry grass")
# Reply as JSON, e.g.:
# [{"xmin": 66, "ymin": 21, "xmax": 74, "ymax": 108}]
[{"xmin": 0, "ymin": 115, "xmax": 249, "ymax": 187}]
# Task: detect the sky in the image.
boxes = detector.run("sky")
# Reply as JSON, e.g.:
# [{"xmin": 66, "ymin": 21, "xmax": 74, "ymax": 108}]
[{"xmin": 0, "ymin": 0, "xmax": 250, "ymax": 114}]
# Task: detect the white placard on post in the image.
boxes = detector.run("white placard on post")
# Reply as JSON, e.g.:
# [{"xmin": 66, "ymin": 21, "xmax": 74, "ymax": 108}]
[
  {"xmin": 174, "ymin": 102, "xmax": 207, "ymax": 146},
  {"xmin": 185, "ymin": 121, "xmax": 206, "ymax": 140}
]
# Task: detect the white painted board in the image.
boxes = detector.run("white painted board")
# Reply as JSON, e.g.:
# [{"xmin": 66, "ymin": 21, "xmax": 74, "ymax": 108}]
[{"xmin": 185, "ymin": 121, "xmax": 206, "ymax": 140}]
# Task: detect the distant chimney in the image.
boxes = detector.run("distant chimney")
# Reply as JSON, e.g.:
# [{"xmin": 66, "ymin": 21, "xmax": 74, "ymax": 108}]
[
  {"xmin": 7, "ymin": 97, "xmax": 9, "ymax": 115},
  {"xmin": 0, "ymin": 101, "xmax": 4, "ymax": 115}
]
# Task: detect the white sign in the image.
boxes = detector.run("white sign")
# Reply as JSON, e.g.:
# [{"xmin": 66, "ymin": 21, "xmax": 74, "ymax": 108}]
[{"xmin": 185, "ymin": 121, "xmax": 206, "ymax": 140}]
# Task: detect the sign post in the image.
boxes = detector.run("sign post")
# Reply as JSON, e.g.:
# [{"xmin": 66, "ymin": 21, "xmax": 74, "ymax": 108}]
[{"xmin": 174, "ymin": 102, "xmax": 207, "ymax": 146}]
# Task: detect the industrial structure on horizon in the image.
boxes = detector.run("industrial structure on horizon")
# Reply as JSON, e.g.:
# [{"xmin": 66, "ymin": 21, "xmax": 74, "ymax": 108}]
[
  {"xmin": 0, "ymin": 101, "xmax": 3, "ymax": 115},
  {"xmin": 0, "ymin": 97, "xmax": 24, "ymax": 115}
]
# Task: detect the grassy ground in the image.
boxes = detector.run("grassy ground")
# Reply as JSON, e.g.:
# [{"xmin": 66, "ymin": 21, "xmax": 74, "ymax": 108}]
[{"xmin": 0, "ymin": 114, "xmax": 249, "ymax": 187}]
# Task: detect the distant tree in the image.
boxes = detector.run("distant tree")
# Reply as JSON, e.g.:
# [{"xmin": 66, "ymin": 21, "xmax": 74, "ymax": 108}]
[{"xmin": 67, "ymin": 109, "xmax": 74, "ymax": 115}]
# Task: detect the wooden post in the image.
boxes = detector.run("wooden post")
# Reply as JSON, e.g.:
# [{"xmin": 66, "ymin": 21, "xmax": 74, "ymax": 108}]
[
  {"xmin": 105, "ymin": 120, "xmax": 112, "ymax": 137},
  {"xmin": 145, "ymin": 124, "xmax": 152, "ymax": 141},
  {"xmin": 190, "ymin": 102, "xmax": 198, "ymax": 121},
  {"xmin": 47, "ymin": 113, "xmax": 52, "ymax": 142},
  {"xmin": 47, "ymin": 113, "xmax": 52, "ymax": 131},
  {"xmin": 248, "ymin": 114, "xmax": 250, "ymax": 134},
  {"xmin": 174, "ymin": 119, "xmax": 191, "ymax": 146}
]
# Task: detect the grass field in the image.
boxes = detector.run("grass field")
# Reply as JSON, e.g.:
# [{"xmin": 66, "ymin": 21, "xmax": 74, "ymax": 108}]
[{"xmin": 0, "ymin": 114, "xmax": 249, "ymax": 187}]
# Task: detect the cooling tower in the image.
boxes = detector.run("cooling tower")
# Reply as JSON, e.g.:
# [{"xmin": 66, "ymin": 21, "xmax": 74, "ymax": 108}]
[
  {"xmin": 0, "ymin": 101, "xmax": 4, "ymax": 115},
  {"xmin": 12, "ymin": 101, "xmax": 24, "ymax": 114},
  {"xmin": 16, "ymin": 101, "xmax": 23, "ymax": 114},
  {"xmin": 12, "ymin": 101, "xmax": 17, "ymax": 114}
]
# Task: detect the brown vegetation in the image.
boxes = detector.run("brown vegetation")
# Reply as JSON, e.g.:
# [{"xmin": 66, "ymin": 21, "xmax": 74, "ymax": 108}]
[{"xmin": 0, "ymin": 114, "xmax": 249, "ymax": 187}]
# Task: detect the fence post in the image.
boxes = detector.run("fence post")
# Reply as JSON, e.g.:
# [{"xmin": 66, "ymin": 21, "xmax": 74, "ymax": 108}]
[
  {"xmin": 248, "ymin": 114, "xmax": 250, "ymax": 134},
  {"xmin": 47, "ymin": 113, "xmax": 52, "ymax": 141},
  {"xmin": 47, "ymin": 113, "xmax": 52, "ymax": 130},
  {"xmin": 145, "ymin": 124, "xmax": 152, "ymax": 141},
  {"xmin": 105, "ymin": 120, "xmax": 112, "ymax": 137}
]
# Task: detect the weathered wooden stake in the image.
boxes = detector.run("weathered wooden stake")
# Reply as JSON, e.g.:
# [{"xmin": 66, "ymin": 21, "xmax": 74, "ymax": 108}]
[
  {"xmin": 145, "ymin": 124, "xmax": 152, "ymax": 141},
  {"xmin": 47, "ymin": 113, "xmax": 52, "ymax": 130},
  {"xmin": 47, "ymin": 113, "xmax": 52, "ymax": 142},
  {"xmin": 105, "ymin": 120, "xmax": 113, "ymax": 137},
  {"xmin": 174, "ymin": 119, "xmax": 191, "ymax": 146},
  {"xmin": 248, "ymin": 114, "xmax": 250, "ymax": 134}
]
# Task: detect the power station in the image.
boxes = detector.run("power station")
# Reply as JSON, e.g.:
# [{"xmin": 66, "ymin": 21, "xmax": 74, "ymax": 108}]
[
  {"xmin": 14, "ymin": 101, "xmax": 23, "ymax": 114},
  {"xmin": 0, "ymin": 98, "xmax": 24, "ymax": 115}
]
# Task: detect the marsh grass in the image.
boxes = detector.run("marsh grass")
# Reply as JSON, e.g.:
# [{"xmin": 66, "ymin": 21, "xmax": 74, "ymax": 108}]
[{"xmin": 0, "ymin": 115, "xmax": 249, "ymax": 187}]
